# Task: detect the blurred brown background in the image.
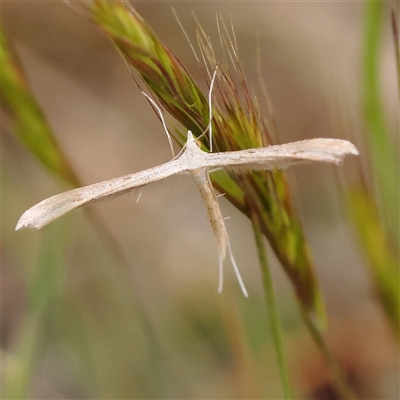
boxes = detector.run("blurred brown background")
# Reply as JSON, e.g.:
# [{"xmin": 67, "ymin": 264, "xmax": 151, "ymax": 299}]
[{"xmin": 2, "ymin": 1, "xmax": 398, "ymax": 399}]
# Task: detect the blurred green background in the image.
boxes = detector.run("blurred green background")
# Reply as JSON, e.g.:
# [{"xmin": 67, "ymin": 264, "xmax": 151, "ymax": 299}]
[{"xmin": 2, "ymin": 1, "xmax": 398, "ymax": 399}]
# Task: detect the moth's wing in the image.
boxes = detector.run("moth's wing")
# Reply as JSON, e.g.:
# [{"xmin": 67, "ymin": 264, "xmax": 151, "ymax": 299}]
[
  {"xmin": 205, "ymin": 139, "xmax": 358, "ymax": 170},
  {"xmin": 16, "ymin": 158, "xmax": 185, "ymax": 230}
]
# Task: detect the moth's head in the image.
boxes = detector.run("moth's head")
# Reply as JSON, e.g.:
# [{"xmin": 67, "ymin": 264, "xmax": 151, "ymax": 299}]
[
  {"xmin": 187, "ymin": 130, "xmax": 195, "ymax": 142},
  {"xmin": 186, "ymin": 130, "xmax": 203, "ymax": 149}
]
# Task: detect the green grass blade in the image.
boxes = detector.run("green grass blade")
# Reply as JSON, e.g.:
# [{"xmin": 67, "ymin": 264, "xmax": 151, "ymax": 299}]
[
  {"xmin": 391, "ymin": 8, "xmax": 400, "ymax": 96},
  {"xmin": 362, "ymin": 2, "xmax": 399, "ymax": 243},
  {"xmin": 1, "ymin": 24, "xmax": 79, "ymax": 185},
  {"xmin": 3, "ymin": 20, "xmax": 169, "ymax": 396},
  {"xmin": 347, "ymin": 188, "xmax": 399, "ymax": 333},
  {"xmin": 343, "ymin": 1, "xmax": 400, "ymax": 336},
  {"xmin": 250, "ymin": 206, "xmax": 293, "ymax": 400}
]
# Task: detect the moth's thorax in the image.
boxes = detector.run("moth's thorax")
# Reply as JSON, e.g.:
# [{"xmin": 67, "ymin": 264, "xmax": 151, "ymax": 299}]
[{"xmin": 183, "ymin": 131, "xmax": 208, "ymax": 170}]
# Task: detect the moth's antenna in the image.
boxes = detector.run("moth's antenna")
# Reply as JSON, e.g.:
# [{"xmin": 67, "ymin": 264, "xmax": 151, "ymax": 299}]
[
  {"xmin": 141, "ymin": 91, "xmax": 175, "ymax": 157},
  {"xmin": 208, "ymin": 67, "xmax": 218, "ymax": 152}
]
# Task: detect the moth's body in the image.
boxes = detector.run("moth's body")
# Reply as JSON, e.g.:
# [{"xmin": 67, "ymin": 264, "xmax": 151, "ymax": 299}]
[
  {"xmin": 16, "ymin": 130, "xmax": 358, "ymax": 296},
  {"xmin": 182, "ymin": 132, "xmax": 228, "ymax": 263},
  {"xmin": 191, "ymin": 166, "xmax": 227, "ymax": 260}
]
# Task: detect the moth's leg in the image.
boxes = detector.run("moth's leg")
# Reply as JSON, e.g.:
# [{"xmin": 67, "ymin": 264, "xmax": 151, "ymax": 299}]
[
  {"xmin": 226, "ymin": 238, "xmax": 249, "ymax": 297},
  {"xmin": 216, "ymin": 213, "xmax": 248, "ymax": 297}
]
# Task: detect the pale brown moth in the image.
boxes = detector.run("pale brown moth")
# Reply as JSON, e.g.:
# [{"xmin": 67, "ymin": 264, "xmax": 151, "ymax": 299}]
[{"xmin": 16, "ymin": 71, "xmax": 359, "ymax": 296}]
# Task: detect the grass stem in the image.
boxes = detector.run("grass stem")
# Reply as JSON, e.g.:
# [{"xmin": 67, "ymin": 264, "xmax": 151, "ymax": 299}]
[
  {"xmin": 300, "ymin": 308, "xmax": 358, "ymax": 399},
  {"xmin": 250, "ymin": 210, "xmax": 293, "ymax": 400}
]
